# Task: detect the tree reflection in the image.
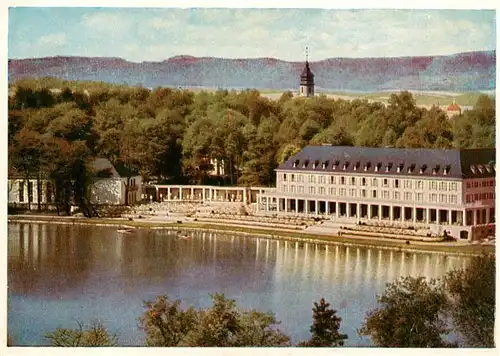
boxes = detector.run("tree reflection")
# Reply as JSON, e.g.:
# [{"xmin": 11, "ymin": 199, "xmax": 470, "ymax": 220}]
[{"xmin": 8, "ymin": 223, "xmax": 93, "ymax": 298}]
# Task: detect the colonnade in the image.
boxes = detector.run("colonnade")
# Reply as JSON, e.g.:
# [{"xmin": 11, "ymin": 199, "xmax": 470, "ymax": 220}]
[{"xmin": 258, "ymin": 196, "xmax": 467, "ymax": 226}]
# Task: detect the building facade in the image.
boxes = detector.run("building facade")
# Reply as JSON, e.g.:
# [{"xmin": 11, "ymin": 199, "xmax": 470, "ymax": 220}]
[
  {"xmin": 8, "ymin": 158, "xmax": 142, "ymax": 207},
  {"xmin": 257, "ymin": 145, "xmax": 495, "ymax": 241}
]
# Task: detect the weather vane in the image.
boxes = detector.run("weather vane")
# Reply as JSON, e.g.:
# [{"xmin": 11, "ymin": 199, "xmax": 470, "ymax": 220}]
[{"xmin": 306, "ymin": 47, "xmax": 309, "ymax": 62}]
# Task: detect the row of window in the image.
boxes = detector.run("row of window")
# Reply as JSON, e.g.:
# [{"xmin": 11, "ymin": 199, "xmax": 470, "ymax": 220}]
[
  {"xmin": 465, "ymin": 179, "xmax": 495, "ymax": 189},
  {"xmin": 280, "ymin": 173, "xmax": 459, "ymax": 191},
  {"xmin": 428, "ymin": 194, "xmax": 458, "ymax": 204},
  {"xmin": 280, "ymin": 185, "xmax": 459, "ymax": 203},
  {"xmin": 465, "ymin": 192, "xmax": 496, "ymax": 203}
]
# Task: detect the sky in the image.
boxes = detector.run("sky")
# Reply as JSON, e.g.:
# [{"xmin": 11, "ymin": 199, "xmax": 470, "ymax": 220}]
[{"xmin": 6, "ymin": 6, "xmax": 498, "ymax": 62}]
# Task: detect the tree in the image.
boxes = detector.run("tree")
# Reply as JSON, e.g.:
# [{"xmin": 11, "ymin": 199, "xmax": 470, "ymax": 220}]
[
  {"xmin": 182, "ymin": 293, "xmax": 241, "ymax": 347},
  {"xmin": 299, "ymin": 298, "xmax": 348, "ymax": 347},
  {"xmin": 444, "ymin": 254, "xmax": 495, "ymax": 347},
  {"xmin": 43, "ymin": 137, "xmax": 93, "ymax": 215},
  {"xmin": 139, "ymin": 293, "xmax": 290, "ymax": 347},
  {"xmin": 45, "ymin": 320, "xmax": 118, "ymax": 347},
  {"xmin": 9, "ymin": 128, "xmax": 46, "ymax": 211},
  {"xmin": 239, "ymin": 116, "xmax": 280, "ymax": 186},
  {"xmin": 182, "ymin": 116, "xmax": 217, "ymax": 183},
  {"xmin": 359, "ymin": 276, "xmax": 453, "ymax": 348},
  {"xmin": 139, "ymin": 295, "xmax": 198, "ymax": 346},
  {"xmin": 386, "ymin": 91, "xmax": 422, "ymax": 137},
  {"xmin": 231, "ymin": 310, "xmax": 290, "ymax": 347}
]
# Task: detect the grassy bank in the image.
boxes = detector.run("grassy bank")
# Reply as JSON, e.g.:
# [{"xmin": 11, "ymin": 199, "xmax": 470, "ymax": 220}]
[{"xmin": 8, "ymin": 215, "xmax": 494, "ymax": 256}]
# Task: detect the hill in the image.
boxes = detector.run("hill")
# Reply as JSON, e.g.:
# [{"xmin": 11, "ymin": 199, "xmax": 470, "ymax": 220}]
[{"xmin": 8, "ymin": 50, "xmax": 496, "ymax": 92}]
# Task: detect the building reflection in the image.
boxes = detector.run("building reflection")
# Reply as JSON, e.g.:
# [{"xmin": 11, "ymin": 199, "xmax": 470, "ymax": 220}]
[
  {"xmin": 9, "ymin": 222, "xmax": 471, "ymax": 312},
  {"xmin": 8, "ymin": 223, "xmax": 93, "ymax": 298},
  {"xmin": 273, "ymin": 240, "xmax": 470, "ymax": 301}
]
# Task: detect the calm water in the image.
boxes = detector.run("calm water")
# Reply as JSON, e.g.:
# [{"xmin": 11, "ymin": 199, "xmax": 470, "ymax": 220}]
[{"xmin": 8, "ymin": 222, "xmax": 469, "ymax": 346}]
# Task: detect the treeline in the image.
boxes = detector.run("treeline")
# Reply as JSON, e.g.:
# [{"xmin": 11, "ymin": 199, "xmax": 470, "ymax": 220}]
[
  {"xmin": 9, "ymin": 78, "xmax": 496, "ymax": 192},
  {"xmin": 35, "ymin": 254, "xmax": 494, "ymax": 347}
]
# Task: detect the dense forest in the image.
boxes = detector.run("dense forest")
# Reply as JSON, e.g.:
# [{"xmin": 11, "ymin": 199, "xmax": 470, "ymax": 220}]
[{"xmin": 8, "ymin": 77, "xmax": 496, "ymax": 210}]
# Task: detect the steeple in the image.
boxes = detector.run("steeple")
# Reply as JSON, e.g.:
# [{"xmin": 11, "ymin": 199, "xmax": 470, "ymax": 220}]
[{"xmin": 299, "ymin": 47, "xmax": 314, "ymax": 97}]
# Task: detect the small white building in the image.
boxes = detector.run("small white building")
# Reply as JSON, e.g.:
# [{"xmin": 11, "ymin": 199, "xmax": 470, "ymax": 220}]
[
  {"xmin": 8, "ymin": 158, "xmax": 142, "ymax": 207},
  {"xmin": 446, "ymin": 100, "xmax": 462, "ymax": 118}
]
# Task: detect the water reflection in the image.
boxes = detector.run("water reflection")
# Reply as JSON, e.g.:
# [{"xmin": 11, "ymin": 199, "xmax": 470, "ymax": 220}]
[{"xmin": 8, "ymin": 222, "xmax": 468, "ymax": 346}]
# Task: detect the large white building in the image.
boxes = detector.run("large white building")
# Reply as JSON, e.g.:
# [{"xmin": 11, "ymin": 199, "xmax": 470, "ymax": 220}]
[
  {"xmin": 8, "ymin": 158, "xmax": 142, "ymax": 207},
  {"xmin": 257, "ymin": 145, "xmax": 495, "ymax": 241}
]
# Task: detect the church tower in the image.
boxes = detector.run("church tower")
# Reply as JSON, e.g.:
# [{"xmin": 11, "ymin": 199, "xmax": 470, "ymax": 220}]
[{"xmin": 299, "ymin": 47, "xmax": 315, "ymax": 97}]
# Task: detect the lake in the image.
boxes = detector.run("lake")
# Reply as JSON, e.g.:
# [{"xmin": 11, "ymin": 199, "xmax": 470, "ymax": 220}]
[{"xmin": 7, "ymin": 222, "xmax": 469, "ymax": 346}]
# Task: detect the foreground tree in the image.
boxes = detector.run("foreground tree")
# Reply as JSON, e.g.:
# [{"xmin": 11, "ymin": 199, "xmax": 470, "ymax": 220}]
[
  {"xmin": 359, "ymin": 276, "xmax": 453, "ymax": 347},
  {"xmin": 45, "ymin": 320, "xmax": 118, "ymax": 347},
  {"xmin": 140, "ymin": 293, "xmax": 290, "ymax": 347},
  {"xmin": 445, "ymin": 254, "xmax": 495, "ymax": 347},
  {"xmin": 139, "ymin": 295, "xmax": 198, "ymax": 346},
  {"xmin": 299, "ymin": 298, "xmax": 348, "ymax": 347}
]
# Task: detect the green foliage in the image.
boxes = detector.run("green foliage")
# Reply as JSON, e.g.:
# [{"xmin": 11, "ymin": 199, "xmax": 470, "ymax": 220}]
[
  {"xmin": 360, "ymin": 254, "xmax": 495, "ymax": 348},
  {"xmin": 139, "ymin": 293, "xmax": 290, "ymax": 347},
  {"xmin": 45, "ymin": 320, "xmax": 118, "ymax": 347},
  {"xmin": 299, "ymin": 298, "xmax": 348, "ymax": 347},
  {"xmin": 8, "ymin": 79, "xmax": 496, "ymax": 190},
  {"xmin": 359, "ymin": 276, "xmax": 453, "ymax": 347},
  {"xmin": 445, "ymin": 254, "xmax": 495, "ymax": 347},
  {"xmin": 139, "ymin": 295, "xmax": 198, "ymax": 346}
]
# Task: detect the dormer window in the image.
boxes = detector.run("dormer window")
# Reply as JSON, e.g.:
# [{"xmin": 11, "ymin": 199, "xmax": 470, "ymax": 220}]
[
  {"xmin": 364, "ymin": 162, "xmax": 371, "ymax": 171},
  {"xmin": 293, "ymin": 159, "xmax": 299, "ymax": 168},
  {"xmin": 443, "ymin": 165, "xmax": 451, "ymax": 175},
  {"xmin": 396, "ymin": 163, "xmax": 403, "ymax": 173},
  {"xmin": 419, "ymin": 164, "xmax": 427, "ymax": 174},
  {"xmin": 353, "ymin": 161, "xmax": 360, "ymax": 171},
  {"xmin": 385, "ymin": 163, "xmax": 393, "ymax": 173},
  {"xmin": 375, "ymin": 163, "xmax": 382, "ymax": 172},
  {"xmin": 408, "ymin": 164, "xmax": 415, "ymax": 174},
  {"xmin": 343, "ymin": 161, "xmax": 349, "ymax": 170},
  {"xmin": 470, "ymin": 165, "xmax": 476, "ymax": 174},
  {"xmin": 477, "ymin": 164, "xmax": 484, "ymax": 174},
  {"xmin": 485, "ymin": 164, "xmax": 491, "ymax": 173},
  {"xmin": 303, "ymin": 160, "xmax": 309, "ymax": 169},
  {"xmin": 333, "ymin": 160, "xmax": 339, "ymax": 170},
  {"xmin": 432, "ymin": 165, "xmax": 440, "ymax": 175},
  {"xmin": 312, "ymin": 160, "xmax": 319, "ymax": 169},
  {"xmin": 322, "ymin": 160, "xmax": 328, "ymax": 169}
]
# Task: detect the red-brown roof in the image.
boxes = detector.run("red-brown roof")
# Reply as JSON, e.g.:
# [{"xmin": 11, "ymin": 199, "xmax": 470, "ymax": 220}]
[{"xmin": 447, "ymin": 103, "xmax": 461, "ymax": 111}]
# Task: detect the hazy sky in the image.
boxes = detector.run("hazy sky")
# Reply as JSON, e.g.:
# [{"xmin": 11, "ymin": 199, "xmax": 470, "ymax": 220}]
[{"xmin": 8, "ymin": 7, "xmax": 497, "ymax": 62}]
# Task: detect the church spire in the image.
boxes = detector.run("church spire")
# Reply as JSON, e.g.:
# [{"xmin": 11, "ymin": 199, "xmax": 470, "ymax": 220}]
[{"xmin": 299, "ymin": 46, "xmax": 314, "ymax": 97}]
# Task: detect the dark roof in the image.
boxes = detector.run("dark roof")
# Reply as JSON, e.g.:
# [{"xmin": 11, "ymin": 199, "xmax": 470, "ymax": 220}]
[
  {"xmin": 277, "ymin": 145, "xmax": 496, "ymax": 179},
  {"xmin": 89, "ymin": 158, "xmax": 120, "ymax": 178},
  {"xmin": 115, "ymin": 164, "xmax": 140, "ymax": 178},
  {"xmin": 300, "ymin": 61, "xmax": 314, "ymax": 85}
]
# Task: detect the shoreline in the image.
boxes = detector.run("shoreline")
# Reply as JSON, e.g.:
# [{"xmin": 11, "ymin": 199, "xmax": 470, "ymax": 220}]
[{"xmin": 7, "ymin": 215, "xmax": 494, "ymax": 257}]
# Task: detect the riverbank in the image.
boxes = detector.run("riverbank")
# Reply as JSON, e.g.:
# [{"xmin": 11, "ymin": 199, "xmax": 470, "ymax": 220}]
[{"xmin": 8, "ymin": 214, "xmax": 494, "ymax": 257}]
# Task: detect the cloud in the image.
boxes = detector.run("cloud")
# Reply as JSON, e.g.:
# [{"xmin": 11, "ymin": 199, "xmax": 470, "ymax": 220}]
[
  {"xmin": 82, "ymin": 11, "xmax": 133, "ymax": 36},
  {"xmin": 38, "ymin": 33, "xmax": 66, "ymax": 46},
  {"xmin": 8, "ymin": 8, "xmax": 496, "ymax": 61}
]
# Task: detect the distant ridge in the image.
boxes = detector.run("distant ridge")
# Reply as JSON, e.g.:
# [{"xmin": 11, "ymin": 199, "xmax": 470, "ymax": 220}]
[{"xmin": 8, "ymin": 50, "xmax": 496, "ymax": 91}]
